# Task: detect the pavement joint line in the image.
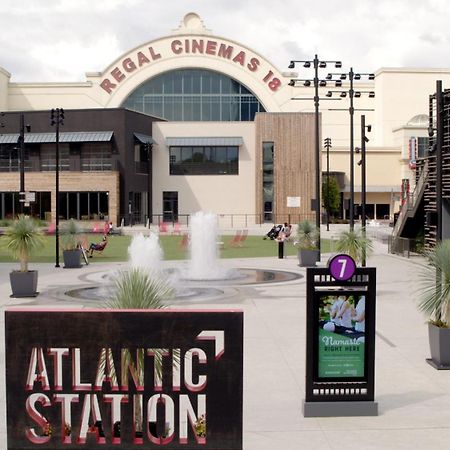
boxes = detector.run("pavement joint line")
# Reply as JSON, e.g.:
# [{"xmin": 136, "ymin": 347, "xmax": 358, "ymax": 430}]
[{"xmin": 376, "ymin": 331, "xmax": 396, "ymax": 348}]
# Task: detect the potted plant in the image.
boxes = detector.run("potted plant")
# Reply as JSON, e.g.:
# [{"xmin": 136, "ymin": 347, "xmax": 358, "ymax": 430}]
[
  {"xmin": 105, "ymin": 268, "xmax": 178, "ymax": 437},
  {"xmin": 417, "ymin": 239, "xmax": 450, "ymax": 369},
  {"xmin": 61, "ymin": 219, "xmax": 82, "ymax": 268},
  {"xmin": 295, "ymin": 220, "xmax": 319, "ymax": 267},
  {"xmin": 335, "ymin": 228, "xmax": 373, "ymax": 265},
  {"xmin": 2, "ymin": 215, "xmax": 45, "ymax": 297}
]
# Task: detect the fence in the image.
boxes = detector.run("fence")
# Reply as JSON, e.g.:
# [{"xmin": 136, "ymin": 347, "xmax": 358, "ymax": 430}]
[
  {"xmin": 388, "ymin": 235, "xmax": 422, "ymax": 258},
  {"xmin": 119, "ymin": 213, "xmax": 317, "ymax": 229}
]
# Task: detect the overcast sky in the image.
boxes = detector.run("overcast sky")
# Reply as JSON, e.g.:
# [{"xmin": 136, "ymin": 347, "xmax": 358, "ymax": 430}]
[{"xmin": 1, "ymin": 0, "xmax": 449, "ymax": 82}]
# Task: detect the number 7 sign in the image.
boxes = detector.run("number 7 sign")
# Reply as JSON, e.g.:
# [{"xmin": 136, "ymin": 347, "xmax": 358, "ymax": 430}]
[{"xmin": 328, "ymin": 254, "xmax": 356, "ymax": 281}]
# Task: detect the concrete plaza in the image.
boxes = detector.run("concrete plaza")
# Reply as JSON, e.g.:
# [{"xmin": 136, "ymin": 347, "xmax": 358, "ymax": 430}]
[{"xmin": 0, "ymin": 225, "xmax": 448, "ymax": 449}]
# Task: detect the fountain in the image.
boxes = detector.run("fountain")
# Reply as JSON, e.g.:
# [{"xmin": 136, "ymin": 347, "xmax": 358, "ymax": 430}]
[
  {"xmin": 128, "ymin": 232, "xmax": 163, "ymax": 274},
  {"xmin": 187, "ymin": 211, "xmax": 232, "ymax": 280},
  {"xmin": 64, "ymin": 213, "xmax": 303, "ymax": 304}
]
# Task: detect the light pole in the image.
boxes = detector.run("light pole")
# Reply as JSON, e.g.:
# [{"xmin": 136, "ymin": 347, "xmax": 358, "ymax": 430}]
[
  {"xmin": 435, "ymin": 80, "xmax": 443, "ymax": 244},
  {"xmin": 324, "ymin": 137, "xmax": 332, "ymax": 231},
  {"xmin": 356, "ymin": 114, "xmax": 371, "ymax": 266},
  {"xmin": 145, "ymin": 141, "xmax": 153, "ymax": 228},
  {"xmin": 325, "ymin": 70, "xmax": 375, "ymax": 229},
  {"xmin": 289, "ymin": 55, "xmax": 342, "ymax": 259},
  {"xmin": 51, "ymin": 108, "xmax": 64, "ymax": 268},
  {"xmin": 17, "ymin": 114, "xmax": 32, "ymax": 215}
]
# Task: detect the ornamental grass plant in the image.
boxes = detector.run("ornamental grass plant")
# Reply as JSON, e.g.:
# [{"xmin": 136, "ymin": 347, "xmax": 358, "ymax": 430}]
[
  {"xmin": 2, "ymin": 215, "xmax": 45, "ymax": 272},
  {"xmin": 417, "ymin": 239, "xmax": 450, "ymax": 328},
  {"xmin": 335, "ymin": 228, "xmax": 373, "ymax": 265}
]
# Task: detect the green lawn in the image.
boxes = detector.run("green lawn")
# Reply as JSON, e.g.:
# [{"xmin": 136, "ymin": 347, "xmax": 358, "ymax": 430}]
[{"xmin": 0, "ymin": 233, "xmax": 335, "ymax": 263}]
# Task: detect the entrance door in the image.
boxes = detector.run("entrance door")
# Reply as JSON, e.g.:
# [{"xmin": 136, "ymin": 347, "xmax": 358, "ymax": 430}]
[{"xmin": 163, "ymin": 191, "xmax": 178, "ymax": 222}]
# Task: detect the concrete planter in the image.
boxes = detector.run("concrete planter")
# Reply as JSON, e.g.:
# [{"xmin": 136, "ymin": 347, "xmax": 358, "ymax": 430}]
[
  {"xmin": 10, "ymin": 270, "xmax": 38, "ymax": 297},
  {"xmin": 63, "ymin": 249, "xmax": 82, "ymax": 268},
  {"xmin": 298, "ymin": 249, "xmax": 319, "ymax": 267},
  {"xmin": 427, "ymin": 322, "xmax": 450, "ymax": 369}
]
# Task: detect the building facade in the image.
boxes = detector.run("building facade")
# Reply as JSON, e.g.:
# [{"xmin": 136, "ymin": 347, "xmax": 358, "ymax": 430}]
[{"xmin": 1, "ymin": 13, "xmax": 450, "ymax": 226}]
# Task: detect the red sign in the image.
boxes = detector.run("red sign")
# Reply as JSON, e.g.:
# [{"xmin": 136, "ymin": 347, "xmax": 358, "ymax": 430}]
[{"xmin": 100, "ymin": 38, "xmax": 280, "ymax": 95}]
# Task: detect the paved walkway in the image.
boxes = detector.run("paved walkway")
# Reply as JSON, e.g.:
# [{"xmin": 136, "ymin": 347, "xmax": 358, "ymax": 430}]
[{"xmin": 0, "ymin": 226, "xmax": 447, "ymax": 449}]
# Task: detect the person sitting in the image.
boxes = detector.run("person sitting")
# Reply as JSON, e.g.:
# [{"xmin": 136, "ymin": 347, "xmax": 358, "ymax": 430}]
[
  {"xmin": 264, "ymin": 224, "xmax": 282, "ymax": 240},
  {"xmin": 88, "ymin": 235, "xmax": 108, "ymax": 257},
  {"xmin": 103, "ymin": 221, "xmax": 114, "ymax": 235},
  {"xmin": 281, "ymin": 222, "xmax": 292, "ymax": 239}
]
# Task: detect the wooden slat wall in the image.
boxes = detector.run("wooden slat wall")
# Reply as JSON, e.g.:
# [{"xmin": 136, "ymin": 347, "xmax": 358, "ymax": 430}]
[{"xmin": 255, "ymin": 113, "xmax": 318, "ymax": 224}]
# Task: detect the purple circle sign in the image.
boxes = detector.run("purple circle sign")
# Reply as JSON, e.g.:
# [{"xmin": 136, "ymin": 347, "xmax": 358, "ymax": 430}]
[{"xmin": 329, "ymin": 254, "xmax": 356, "ymax": 281}]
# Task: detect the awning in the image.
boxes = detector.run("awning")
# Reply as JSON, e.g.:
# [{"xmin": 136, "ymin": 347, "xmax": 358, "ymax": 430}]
[
  {"xmin": 134, "ymin": 133, "xmax": 155, "ymax": 144},
  {"xmin": 0, "ymin": 131, "xmax": 114, "ymax": 144},
  {"xmin": 166, "ymin": 137, "xmax": 244, "ymax": 146}
]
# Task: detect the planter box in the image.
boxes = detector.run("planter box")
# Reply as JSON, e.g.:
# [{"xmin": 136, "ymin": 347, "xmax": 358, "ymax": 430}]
[
  {"xmin": 63, "ymin": 249, "xmax": 82, "ymax": 268},
  {"xmin": 298, "ymin": 249, "xmax": 319, "ymax": 267},
  {"xmin": 427, "ymin": 322, "xmax": 450, "ymax": 369},
  {"xmin": 9, "ymin": 270, "xmax": 38, "ymax": 297}
]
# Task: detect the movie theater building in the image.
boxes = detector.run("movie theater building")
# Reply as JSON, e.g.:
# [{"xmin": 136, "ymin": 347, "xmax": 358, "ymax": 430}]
[{"xmin": 1, "ymin": 12, "xmax": 450, "ymax": 226}]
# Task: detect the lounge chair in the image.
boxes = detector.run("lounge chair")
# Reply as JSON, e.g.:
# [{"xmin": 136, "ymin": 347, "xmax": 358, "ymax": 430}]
[{"xmin": 88, "ymin": 237, "xmax": 108, "ymax": 257}]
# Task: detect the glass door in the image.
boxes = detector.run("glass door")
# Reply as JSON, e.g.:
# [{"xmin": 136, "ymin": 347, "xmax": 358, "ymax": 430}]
[{"xmin": 163, "ymin": 191, "xmax": 178, "ymax": 222}]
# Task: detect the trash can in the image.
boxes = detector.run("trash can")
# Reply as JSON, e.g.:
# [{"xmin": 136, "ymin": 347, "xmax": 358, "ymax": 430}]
[{"xmin": 278, "ymin": 240, "xmax": 284, "ymax": 259}]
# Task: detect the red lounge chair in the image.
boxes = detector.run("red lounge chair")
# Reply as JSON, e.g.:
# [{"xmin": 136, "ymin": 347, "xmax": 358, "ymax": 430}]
[
  {"xmin": 46, "ymin": 223, "xmax": 56, "ymax": 235},
  {"xmin": 173, "ymin": 222, "xmax": 181, "ymax": 234},
  {"xmin": 92, "ymin": 223, "xmax": 102, "ymax": 233},
  {"xmin": 88, "ymin": 238, "xmax": 108, "ymax": 257},
  {"xmin": 178, "ymin": 233, "xmax": 189, "ymax": 250},
  {"xmin": 237, "ymin": 229, "xmax": 248, "ymax": 247},
  {"xmin": 229, "ymin": 230, "xmax": 242, "ymax": 247}
]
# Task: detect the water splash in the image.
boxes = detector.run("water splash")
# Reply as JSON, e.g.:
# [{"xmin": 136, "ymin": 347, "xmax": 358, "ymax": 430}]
[
  {"xmin": 128, "ymin": 233, "xmax": 163, "ymax": 275},
  {"xmin": 187, "ymin": 211, "xmax": 230, "ymax": 280}
]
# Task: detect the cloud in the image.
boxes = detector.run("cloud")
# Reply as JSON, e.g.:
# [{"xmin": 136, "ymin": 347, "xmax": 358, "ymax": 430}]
[{"xmin": 2, "ymin": 0, "xmax": 450, "ymax": 82}]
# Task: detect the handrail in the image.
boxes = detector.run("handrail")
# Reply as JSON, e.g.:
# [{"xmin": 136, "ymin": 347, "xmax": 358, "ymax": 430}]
[{"xmin": 392, "ymin": 161, "xmax": 428, "ymax": 237}]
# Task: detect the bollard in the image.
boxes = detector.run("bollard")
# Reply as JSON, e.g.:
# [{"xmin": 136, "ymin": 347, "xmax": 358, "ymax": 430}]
[{"xmin": 278, "ymin": 240, "xmax": 284, "ymax": 259}]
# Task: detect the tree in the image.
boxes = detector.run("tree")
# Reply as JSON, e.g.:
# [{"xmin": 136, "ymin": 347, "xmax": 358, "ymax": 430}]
[{"xmin": 322, "ymin": 176, "xmax": 341, "ymax": 218}]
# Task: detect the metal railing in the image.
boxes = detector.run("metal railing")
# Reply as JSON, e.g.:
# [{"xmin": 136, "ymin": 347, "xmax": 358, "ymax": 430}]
[
  {"xmin": 392, "ymin": 161, "xmax": 428, "ymax": 237},
  {"xmin": 119, "ymin": 213, "xmax": 317, "ymax": 229},
  {"xmin": 388, "ymin": 235, "xmax": 424, "ymax": 258}
]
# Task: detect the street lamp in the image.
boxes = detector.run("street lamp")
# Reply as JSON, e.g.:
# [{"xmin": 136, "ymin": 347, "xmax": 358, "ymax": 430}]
[
  {"xmin": 325, "ymin": 69, "xmax": 375, "ymax": 229},
  {"xmin": 144, "ymin": 141, "xmax": 153, "ymax": 228},
  {"xmin": 435, "ymin": 80, "xmax": 444, "ymax": 244},
  {"xmin": 17, "ymin": 114, "xmax": 31, "ymax": 214},
  {"xmin": 289, "ymin": 55, "xmax": 343, "ymax": 259},
  {"xmin": 356, "ymin": 114, "xmax": 371, "ymax": 266},
  {"xmin": 324, "ymin": 137, "xmax": 332, "ymax": 231},
  {"xmin": 50, "ymin": 108, "xmax": 64, "ymax": 268}
]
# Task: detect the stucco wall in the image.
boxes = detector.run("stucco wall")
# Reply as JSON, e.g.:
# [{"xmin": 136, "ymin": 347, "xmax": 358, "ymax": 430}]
[{"xmin": 152, "ymin": 121, "xmax": 255, "ymax": 218}]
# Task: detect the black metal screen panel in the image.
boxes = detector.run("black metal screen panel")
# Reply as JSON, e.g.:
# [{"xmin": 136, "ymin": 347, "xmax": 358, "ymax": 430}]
[
  {"xmin": 305, "ymin": 267, "xmax": 376, "ymax": 403},
  {"xmin": 5, "ymin": 309, "xmax": 243, "ymax": 449}
]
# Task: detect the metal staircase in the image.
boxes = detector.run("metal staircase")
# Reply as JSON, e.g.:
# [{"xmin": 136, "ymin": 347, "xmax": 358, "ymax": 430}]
[{"xmin": 392, "ymin": 161, "xmax": 428, "ymax": 239}]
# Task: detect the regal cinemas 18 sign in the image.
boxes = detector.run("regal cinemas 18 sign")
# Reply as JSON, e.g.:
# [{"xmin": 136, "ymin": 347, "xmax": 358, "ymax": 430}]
[
  {"xmin": 100, "ymin": 37, "xmax": 282, "ymax": 94},
  {"xmin": 5, "ymin": 309, "xmax": 243, "ymax": 449}
]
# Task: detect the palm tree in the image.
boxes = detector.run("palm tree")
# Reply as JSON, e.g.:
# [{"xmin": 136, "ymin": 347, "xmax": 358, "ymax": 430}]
[{"xmin": 336, "ymin": 228, "xmax": 373, "ymax": 265}]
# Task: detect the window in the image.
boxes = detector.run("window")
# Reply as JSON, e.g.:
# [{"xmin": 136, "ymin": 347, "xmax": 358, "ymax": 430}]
[
  {"xmin": 123, "ymin": 69, "xmax": 265, "ymax": 121},
  {"xmin": 59, "ymin": 192, "xmax": 109, "ymax": 220},
  {"xmin": 169, "ymin": 146, "xmax": 239, "ymax": 175},
  {"xmin": 0, "ymin": 145, "xmax": 32, "ymax": 172},
  {"xmin": 262, "ymin": 142, "xmax": 274, "ymax": 222},
  {"xmin": 40, "ymin": 144, "xmax": 70, "ymax": 171},
  {"xmin": 81, "ymin": 143, "xmax": 112, "ymax": 171},
  {"xmin": 417, "ymin": 137, "xmax": 430, "ymax": 159},
  {"xmin": 0, "ymin": 145, "xmax": 19, "ymax": 172}
]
